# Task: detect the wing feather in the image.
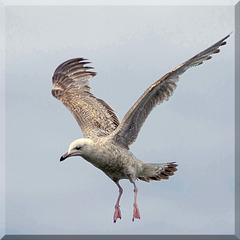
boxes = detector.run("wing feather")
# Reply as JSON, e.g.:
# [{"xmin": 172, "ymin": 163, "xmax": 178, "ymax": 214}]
[
  {"xmin": 110, "ymin": 34, "xmax": 231, "ymax": 148},
  {"xmin": 52, "ymin": 58, "xmax": 120, "ymax": 139}
]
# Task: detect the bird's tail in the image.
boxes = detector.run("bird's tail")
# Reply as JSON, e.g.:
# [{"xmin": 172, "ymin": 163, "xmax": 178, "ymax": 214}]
[{"xmin": 138, "ymin": 162, "xmax": 178, "ymax": 182}]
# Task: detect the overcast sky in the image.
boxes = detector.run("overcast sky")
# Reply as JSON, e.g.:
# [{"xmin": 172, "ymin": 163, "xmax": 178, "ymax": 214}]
[{"xmin": 5, "ymin": 4, "xmax": 235, "ymax": 235}]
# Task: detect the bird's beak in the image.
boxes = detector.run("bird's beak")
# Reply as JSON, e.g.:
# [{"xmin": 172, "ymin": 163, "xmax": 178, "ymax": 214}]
[{"xmin": 60, "ymin": 152, "xmax": 70, "ymax": 162}]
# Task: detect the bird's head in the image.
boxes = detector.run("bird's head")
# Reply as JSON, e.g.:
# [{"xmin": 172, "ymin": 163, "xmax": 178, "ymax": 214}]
[{"xmin": 60, "ymin": 138, "xmax": 93, "ymax": 162}]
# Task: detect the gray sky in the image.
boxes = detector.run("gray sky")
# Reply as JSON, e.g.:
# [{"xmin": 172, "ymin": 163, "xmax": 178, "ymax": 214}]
[{"xmin": 5, "ymin": 4, "xmax": 234, "ymax": 235}]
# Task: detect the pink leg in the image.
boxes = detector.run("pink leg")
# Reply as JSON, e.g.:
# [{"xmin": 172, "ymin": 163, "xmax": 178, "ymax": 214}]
[
  {"xmin": 132, "ymin": 182, "xmax": 140, "ymax": 221},
  {"xmin": 113, "ymin": 181, "xmax": 123, "ymax": 223}
]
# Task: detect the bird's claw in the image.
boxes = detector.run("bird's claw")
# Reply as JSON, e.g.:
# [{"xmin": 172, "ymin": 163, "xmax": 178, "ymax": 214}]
[
  {"xmin": 113, "ymin": 205, "xmax": 121, "ymax": 223},
  {"xmin": 132, "ymin": 204, "xmax": 140, "ymax": 221}
]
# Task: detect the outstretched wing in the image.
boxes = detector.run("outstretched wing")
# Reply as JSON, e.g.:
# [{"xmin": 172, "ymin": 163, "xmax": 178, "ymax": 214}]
[
  {"xmin": 52, "ymin": 58, "xmax": 120, "ymax": 139},
  {"xmin": 110, "ymin": 34, "xmax": 231, "ymax": 149}
]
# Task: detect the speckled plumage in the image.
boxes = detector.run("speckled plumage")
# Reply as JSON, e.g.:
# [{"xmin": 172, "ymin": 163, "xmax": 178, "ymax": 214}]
[{"xmin": 52, "ymin": 34, "xmax": 230, "ymax": 222}]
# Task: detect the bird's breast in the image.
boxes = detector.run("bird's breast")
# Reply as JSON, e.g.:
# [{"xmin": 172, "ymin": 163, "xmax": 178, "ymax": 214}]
[{"xmin": 82, "ymin": 142, "xmax": 136, "ymax": 179}]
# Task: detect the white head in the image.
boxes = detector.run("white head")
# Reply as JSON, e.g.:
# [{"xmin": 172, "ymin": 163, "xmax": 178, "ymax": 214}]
[{"xmin": 60, "ymin": 138, "xmax": 93, "ymax": 162}]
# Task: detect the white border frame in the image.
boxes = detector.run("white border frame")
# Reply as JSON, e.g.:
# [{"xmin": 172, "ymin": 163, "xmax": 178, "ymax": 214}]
[{"xmin": 0, "ymin": 1, "xmax": 239, "ymax": 239}]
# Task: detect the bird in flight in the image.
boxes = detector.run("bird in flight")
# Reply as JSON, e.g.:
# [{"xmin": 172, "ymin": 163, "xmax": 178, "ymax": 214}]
[{"xmin": 52, "ymin": 34, "xmax": 230, "ymax": 222}]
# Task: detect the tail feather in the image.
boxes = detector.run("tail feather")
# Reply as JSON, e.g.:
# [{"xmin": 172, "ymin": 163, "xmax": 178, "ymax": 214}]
[{"xmin": 138, "ymin": 162, "xmax": 178, "ymax": 182}]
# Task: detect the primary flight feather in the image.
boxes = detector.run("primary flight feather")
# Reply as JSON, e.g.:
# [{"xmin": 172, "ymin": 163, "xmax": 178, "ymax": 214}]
[{"xmin": 52, "ymin": 34, "xmax": 230, "ymax": 222}]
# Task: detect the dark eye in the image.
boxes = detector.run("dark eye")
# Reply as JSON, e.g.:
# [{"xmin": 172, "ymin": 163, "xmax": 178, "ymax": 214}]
[{"xmin": 75, "ymin": 146, "xmax": 81, "ymax": 150}]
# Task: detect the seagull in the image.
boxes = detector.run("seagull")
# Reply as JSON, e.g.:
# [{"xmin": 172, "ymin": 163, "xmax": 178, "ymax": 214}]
[{"xmin": 52, "ymin": 34, "xmax": 230, "ymax": 222}]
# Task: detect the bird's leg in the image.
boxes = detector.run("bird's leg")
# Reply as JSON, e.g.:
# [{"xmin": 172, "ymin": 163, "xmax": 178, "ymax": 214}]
[
  {"xmin": 132, "ymin": 182, "xmax": 140, "ymax": 221},
  {"xmin": 113, "ymin": 181, "xmax": 123, "ymax": 223}
]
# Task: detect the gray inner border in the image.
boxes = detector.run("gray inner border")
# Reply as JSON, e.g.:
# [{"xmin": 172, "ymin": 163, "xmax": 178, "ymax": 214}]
[
  {"xmin": 0, "ymin": 0, "xmax": 6, "ymax": 239},
  {"xmin": 1, "ymin": 2, "xmax": 239, "ymax": 240},
  {"xmin": 235, "ymin": 1, "xmax": 240, "ymax": 240},
  {"xmin": 1, "ymin": 235, "xmax": 240, "ymax": 240}
]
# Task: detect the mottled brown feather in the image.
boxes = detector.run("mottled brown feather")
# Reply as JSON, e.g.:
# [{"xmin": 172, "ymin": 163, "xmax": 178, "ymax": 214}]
[
  {"xmin": 138, "ymin": 162, "xmax": 178, "ymax": 182},
  {"xmin": 111, "ymin": 34, "xmax": 230, "ymax": 148},
  {"xmin": 52, "ymin": 58, "xmax": 120, "ymax": 139}
]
